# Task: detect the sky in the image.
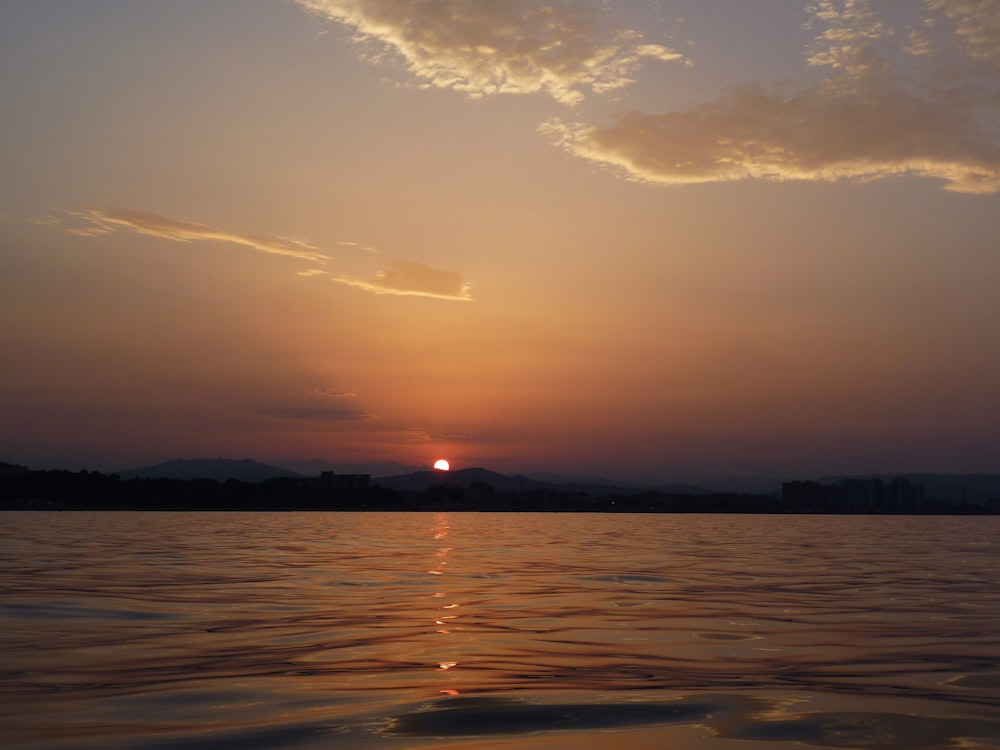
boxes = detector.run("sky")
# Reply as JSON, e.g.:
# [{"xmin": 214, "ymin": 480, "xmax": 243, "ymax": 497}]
[{"xmin": 1, "ymin": 0, "xmax": 998, "ymax": 481}]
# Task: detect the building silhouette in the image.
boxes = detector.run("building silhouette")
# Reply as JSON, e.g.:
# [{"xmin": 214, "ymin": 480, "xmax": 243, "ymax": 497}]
[{"xmin": 782, "ymin": 477, "xmax": 924, "ymax": 512}]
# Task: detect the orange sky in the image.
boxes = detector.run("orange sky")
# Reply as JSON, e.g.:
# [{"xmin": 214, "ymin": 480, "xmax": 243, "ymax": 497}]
[{"xmin": 1, "ymin": 1, "xmax": 998, "ymax": 480}]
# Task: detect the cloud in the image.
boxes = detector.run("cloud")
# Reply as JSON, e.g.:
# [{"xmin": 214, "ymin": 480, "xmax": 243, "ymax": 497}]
[
  {"xmin": 44, "ymin": 207, "xmax": 474, "ymax": 301},
  {"xmin": 295, "ymin": 0, "xmax": 683, "ymax": 104},
  {"xmin": 807, "ymin": 0, "xmax": 1000, "ymax": 77},
  {"xmin": 260, "ymin": 407, "xmax": 369, "ymax": 421},
  {"xmin": 408, "ymin": 427, "xmax": 479, "ymax": 442},
  {"xmin": 529, "ymin": 1, "xmax": 999, "ymax": 194},
  {"xmin": 542, "ymin": 84, "xmax": 1000, "ymax": 193},
  {"xmin": 337, "ymin": 240, "xmax": 379, "ymax": 254},
  {"xmin": 305, "ymin": 386, "xmax": 356, "ymax": 398},
  {"xmin": 929, "ymin": 0, "xmax": 1000, "ymax": 66},
  {"xmin": 258, "ymin": 386, "xmax": 368, "ymax": 422},
  {"xmin": 332, "ymin": 261, "xmax": 473, "ymax": 301},
  {"xmin": 291, "ymin": 0, "xmax": 998, "ymax": 195},
  {"xmin": 805, "ymin": 0, "xmax": 891, "ymax": 80},
  {"xmin": 66, "ymin": 208, "xmax": 328, "ymax": 261}
]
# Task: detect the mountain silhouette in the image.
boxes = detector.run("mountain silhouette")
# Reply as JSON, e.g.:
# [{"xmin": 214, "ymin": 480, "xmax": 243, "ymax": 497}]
[
  {"xmin": 119, "ymin": 458, "xmax": 304, "ymax": 482},
  {"xmin": 273, "ymin": 459, "xmax": 422, "ymax": 477},
  {"xmin": 375, "ymin": 467, "xmax": 709, "ymax": 497}
]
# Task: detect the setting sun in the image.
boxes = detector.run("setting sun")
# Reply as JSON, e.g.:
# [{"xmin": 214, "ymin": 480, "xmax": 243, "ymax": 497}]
[{"xmin": 433, "ymin": 459, "xmax": 450, "ymax": 471}]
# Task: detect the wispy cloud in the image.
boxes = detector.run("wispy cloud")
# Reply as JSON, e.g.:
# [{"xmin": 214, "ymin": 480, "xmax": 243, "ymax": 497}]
[
  {"xmin": 257, "ymin": 386, "xmax": 367, "ymax": 422},
  {"xmin": 305, "ymin": 386, "xmax": 356, "ymax": 398},
  {"xmin": 259, "ymin": 406, "xmax": 369, "ymax": 421},
  {"xmin": 66, "ymin": 208, "xmax": 328, "ymax": 261},
  {"xmin": 408, "ymin": 427, "xmax": 479, "ymax": 442},
  {"xmin": 296, "ymin": 0, "xmax": 683, "ymax": 104},
  {"xmin": 337, "ymin": 240, "xmax": 379, "ymax": 254},
  {"xmin": 332, "ymin": 261, "xmax": 473, "ymax": 301},
  {"xmin": 43, "ymin": 207, "xmax": 475, "ymax": 301}
]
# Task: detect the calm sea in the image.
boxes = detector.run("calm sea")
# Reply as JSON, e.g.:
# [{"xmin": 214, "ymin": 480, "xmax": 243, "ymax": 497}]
[{"xmin": 1, "ymin": 512, "xmax": 998, "ymax": 749}]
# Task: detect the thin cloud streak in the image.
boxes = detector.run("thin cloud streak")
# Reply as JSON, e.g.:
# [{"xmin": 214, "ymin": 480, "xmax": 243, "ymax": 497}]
[
  {"xmin": 69, "ymin": 208, "xmax": 327, "ymax": 261},
  {"xmin": 332, "ymin": 261, "xmax": 473, "ymax": 301},
  {"xmin": 305, "ymin": 387, "xmax": 356, "ymax": 398},
  {"xmin": 337, "ymin": 240, "xmax": 379, "ymax": 254},
  {"xmin": 259, "ymin": 407, "xmax": 370, "ymax": 421},
  {"xmin": 46, "ymin": 207, "xmax": 474, "ymax": 301},
  {"xmin": 296, "ymin": 0, "xmax": 684, "ymax": 104}
]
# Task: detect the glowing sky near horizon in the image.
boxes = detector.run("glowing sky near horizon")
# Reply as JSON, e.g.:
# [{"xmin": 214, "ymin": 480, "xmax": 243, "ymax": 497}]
[{"xmin": 1, "ymin": 0, "xmax": 998, "ymax": 480}]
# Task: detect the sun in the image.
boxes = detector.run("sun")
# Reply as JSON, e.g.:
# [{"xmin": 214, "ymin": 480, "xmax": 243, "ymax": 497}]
[{"xmin": 433, "ymin": 459, "xmax": 450, "ymax": 471}]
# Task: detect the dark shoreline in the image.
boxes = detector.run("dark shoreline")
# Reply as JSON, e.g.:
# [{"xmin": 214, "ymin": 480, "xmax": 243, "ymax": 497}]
[{"xmin": 2, "ymin": 468, "xmax": 996, "ymax": 514}]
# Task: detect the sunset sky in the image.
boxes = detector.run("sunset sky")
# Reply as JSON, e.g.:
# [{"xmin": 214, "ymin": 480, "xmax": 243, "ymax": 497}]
[{"xmin": 2, "ymin": 0, "xmax": 998, "ymax": 481}]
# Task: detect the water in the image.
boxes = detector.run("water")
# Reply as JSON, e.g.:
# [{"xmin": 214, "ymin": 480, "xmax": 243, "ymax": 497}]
[{"xmin": 1, "ymin": 512, "xmax": 998, "ymax": 749}]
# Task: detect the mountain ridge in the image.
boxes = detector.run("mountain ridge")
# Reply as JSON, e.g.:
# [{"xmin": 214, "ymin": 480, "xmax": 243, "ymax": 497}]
[
  {"xmin": 374, "ymin": 467, "xmax": 710, "ymax": 497},
  {"xmin": 118, "ymin": 458, "xmax": 303, "ymax": 482}
]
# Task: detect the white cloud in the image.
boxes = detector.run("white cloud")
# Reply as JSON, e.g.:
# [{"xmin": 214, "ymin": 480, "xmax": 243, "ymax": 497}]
[{"xmin": 296, "ymin": 0, "xmax": 683, "ymax": 104}]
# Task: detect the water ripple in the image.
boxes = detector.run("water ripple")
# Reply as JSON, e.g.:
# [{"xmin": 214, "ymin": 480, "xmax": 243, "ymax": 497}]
[{"xmin": 1, "ymin": 512, "xmax": 998, "ymax": 749}]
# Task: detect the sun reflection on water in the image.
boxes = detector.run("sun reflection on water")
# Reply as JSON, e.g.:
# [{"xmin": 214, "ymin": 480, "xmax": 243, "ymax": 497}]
[{"xmin": 428, "ymin": 513, "xmax": 460, "ymax": 688}]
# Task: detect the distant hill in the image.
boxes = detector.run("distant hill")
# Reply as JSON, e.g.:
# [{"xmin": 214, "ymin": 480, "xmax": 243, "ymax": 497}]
[
  {"xmin": 119, "ymin": 458, "xmax": 304, "ymax": 482},
  {"xmin": 523, "ymin": 471, "xmax": 638, "ymax": 486},
  {"xmin": 272, "ymin": 459, "xmax": 422, "ymax": 478},
  {"xmin": 375, "ymin": 467, "xmax": 708, "ymax": 498},
  {"xmin": 377, "ymin": 467, "xmax": 518, "ymax": 493}
]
